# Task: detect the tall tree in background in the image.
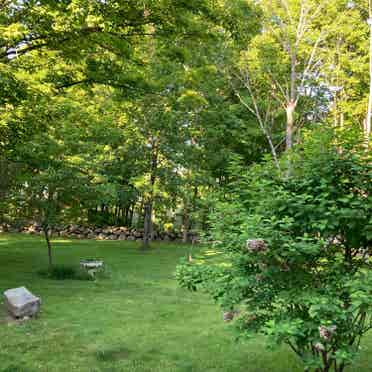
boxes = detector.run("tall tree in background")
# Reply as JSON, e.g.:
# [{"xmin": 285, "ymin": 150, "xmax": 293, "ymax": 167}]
[{"xmin": 236, "ymin": 0, "xmax": 333, "ymax": 154}]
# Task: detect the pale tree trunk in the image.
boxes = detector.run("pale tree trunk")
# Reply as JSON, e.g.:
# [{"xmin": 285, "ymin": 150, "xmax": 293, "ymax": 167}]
[
  {"xmin": 285, "ymin": 44, "xmax": 298, "ymax": 150},
  {"xmin": 284, "ymin": 49, "xmax": 297, "ymax": 178},
  {"xmin": 286, "ymin": 100, "xmax": 296, "ymax": 150},
  {"xmin": 285, "ymin": 99, "xmax": 297, "ymax": 178}
]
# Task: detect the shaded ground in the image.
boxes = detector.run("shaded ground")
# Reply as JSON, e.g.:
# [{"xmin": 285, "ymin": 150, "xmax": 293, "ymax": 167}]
[{"xmin": 0, "ymin": 234, "xmax": 371, "ymax": 372}]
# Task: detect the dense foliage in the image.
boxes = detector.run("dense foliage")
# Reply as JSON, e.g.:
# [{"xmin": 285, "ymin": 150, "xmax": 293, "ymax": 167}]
[
  {"xmin": 177, "ymin": 130, "xmax": 371, "ymax": 372},
  {"xmin": 1, "ymin": 1, "xmax": 370, "ymax": 243},
  {"xmin": 0, "ymin": 0, "xmax": 262, "ymax": 245}
]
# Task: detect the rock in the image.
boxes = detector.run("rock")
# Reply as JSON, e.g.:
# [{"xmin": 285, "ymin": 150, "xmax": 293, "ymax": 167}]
[
  {"xmin": 8, "ymin": 222, "xmax": 195, "ymax": 242},
  {"xmin": 97, "ymin": 233, "xmax": 105, "ymax": 240},
  {"xmin": 4, "ymin": 287, "xmax": 41, "ymax": 319}
]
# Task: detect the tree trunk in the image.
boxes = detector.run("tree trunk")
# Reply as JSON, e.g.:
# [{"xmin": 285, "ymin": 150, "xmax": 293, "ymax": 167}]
[
  {"xmin": 150, "ymin": 207, "xmax": 155, "ymax": 240},
  {"xmin": 129, "ymin": 205, "xmax": 134, "ymax": 227},
  {"xmin": 124, "ymin": 207, "xmax": 129, "ymax": 226},
  {"xmin": 137, "ymin": 199, "xmax": 144, "ymax": 228},
  {"xmin": 142, "ymin": 202, "xmax": 152, "ymax": 250},
  {"xmin": 286, "ymin": 100, "xmax": 296, "ymax": 151},
  {"xmin": 43, "ymin": 225, "xmax": 53, "ymax": 270},
  {"xmin": 142, "ymin": 139, "xmax": 158, "ymax": 249}
]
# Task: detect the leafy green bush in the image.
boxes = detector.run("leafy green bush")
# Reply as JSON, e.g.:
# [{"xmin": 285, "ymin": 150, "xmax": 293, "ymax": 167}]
[{"xmin": 177, "ymin": 130, "xmax": 372, "ymax": 372}]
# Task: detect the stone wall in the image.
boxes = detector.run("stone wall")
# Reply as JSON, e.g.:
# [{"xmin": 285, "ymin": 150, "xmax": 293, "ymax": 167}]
[{"xmin": 0, "ymin": 223, "xmax": 196, "ymax": 242}]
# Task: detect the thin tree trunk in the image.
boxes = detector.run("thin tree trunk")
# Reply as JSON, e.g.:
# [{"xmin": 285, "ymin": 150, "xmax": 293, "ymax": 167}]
[
  {"xmin": 129, "ymin": 205, "xmax": 134, "ymax": 227},
  {"xmin": 286, "ymin": 100, "xmax": 296, "ymax": 150},
  {"xmin": 137, "ymin": 199, "xmax": 144, "ymax": 228},
  {"xmin": 43, "ymin": 225, "xmax": 53, "ymax": 269},
  {"xmin": 142, "ymin": 139, "xmax": 158, "ymax": 249},
  {"xmin": 150, "ymin": 207, "xmax": 155, "ymax": 240},
  {"xmin": 142, "ymin": 202, "xmax": 152, "ymax": 250},
  {"xmin": 286, "ymin": 44, "xmax": 297, "ymax": 151}
]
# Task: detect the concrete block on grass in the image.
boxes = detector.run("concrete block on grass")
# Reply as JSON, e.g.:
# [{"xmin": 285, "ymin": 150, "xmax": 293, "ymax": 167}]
[{"xmin": 4, "ymin": 287, "xmax": 41, "ymax": 319}]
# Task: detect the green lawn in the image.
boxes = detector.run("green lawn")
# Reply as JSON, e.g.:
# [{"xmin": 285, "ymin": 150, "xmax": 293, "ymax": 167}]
[{"xmin": 0, "ymin": 234, "xmax": 371, "ymax": 372}]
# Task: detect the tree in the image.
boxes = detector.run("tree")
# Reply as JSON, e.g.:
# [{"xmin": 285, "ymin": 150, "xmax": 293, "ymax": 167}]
[
  {"xmin": 340, "ymin": 0, "xmax": 372, "ymax": 144},
  {"xmin": 4, "ymin": 90, "xmax": 104, "ymax": 269},
  {"xmin": 0, "ymin": 0, "xmax": 232, "ymax": 154},
  {"xmin": 235, "ymin": 0, "xmax": 335, "ymax": 154},
  {"xmin": 16, "ymin": 166, "xmax": 91, "ymax": 269},
  {"xmin": 177, "ymin": 128, "xmax": 372, "ymax": 372}
]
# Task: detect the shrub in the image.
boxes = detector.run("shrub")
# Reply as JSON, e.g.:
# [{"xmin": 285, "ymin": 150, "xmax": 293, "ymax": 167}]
[{"xmin": 177, "ymin": 131, "xmax": 372, "ymax": 372}]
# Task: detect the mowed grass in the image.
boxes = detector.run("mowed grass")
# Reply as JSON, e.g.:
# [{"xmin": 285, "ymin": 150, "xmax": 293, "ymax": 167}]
[{"xmin": 0, "ymin": 234, "xmax": 371, "ymax": 372}]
